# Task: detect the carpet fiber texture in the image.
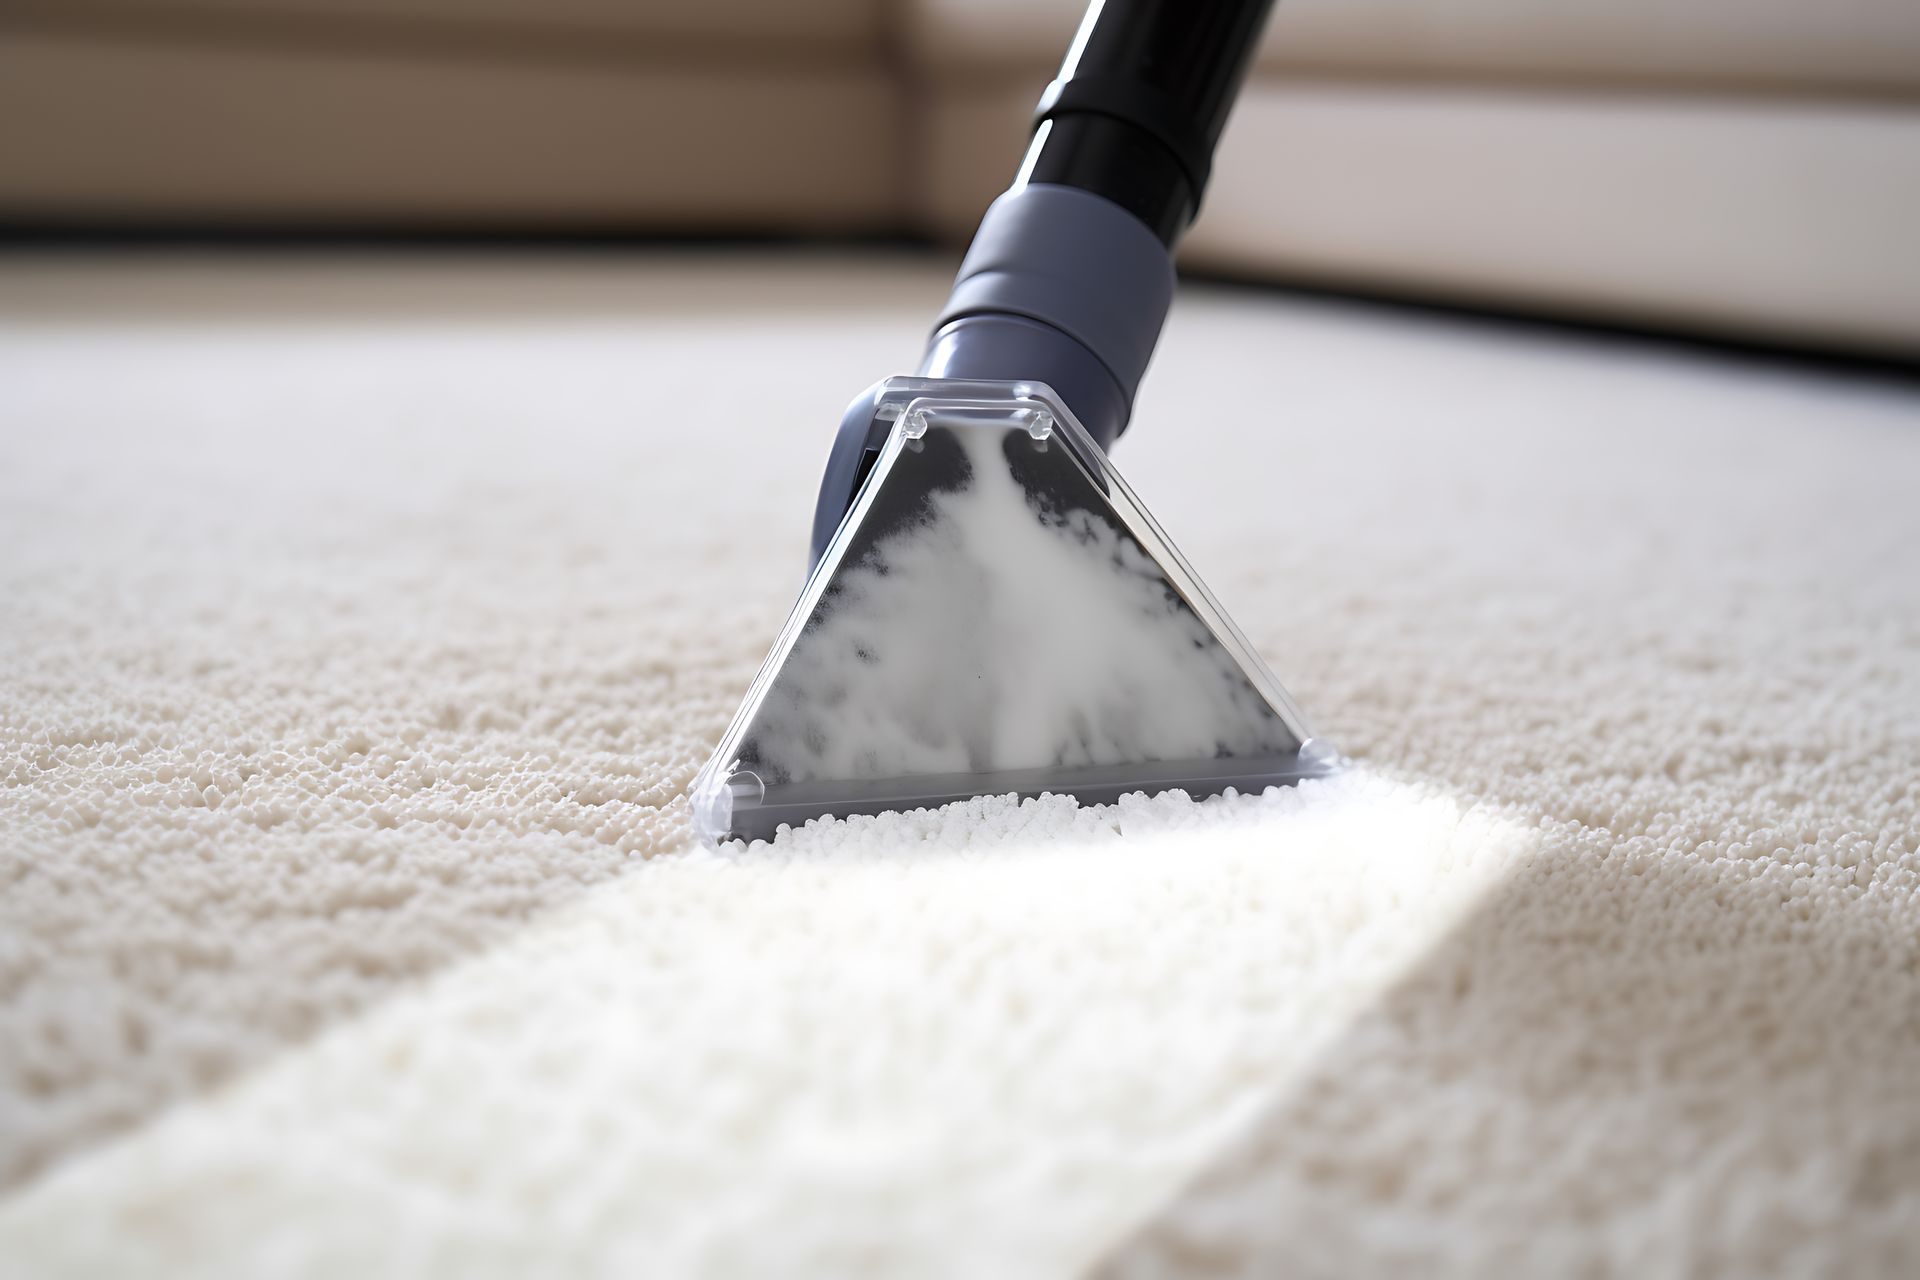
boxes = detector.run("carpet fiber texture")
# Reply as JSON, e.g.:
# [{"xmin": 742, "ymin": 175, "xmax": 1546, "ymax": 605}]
[{"xmin": 1, "ymin": 254, "xmax": 1917, "ymax": 1276}]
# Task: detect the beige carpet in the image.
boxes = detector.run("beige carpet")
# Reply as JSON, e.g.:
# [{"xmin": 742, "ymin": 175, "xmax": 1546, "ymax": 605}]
[{"xmin": 1, "ymin": 253, "xmax": 1916, "ymax": 1276}]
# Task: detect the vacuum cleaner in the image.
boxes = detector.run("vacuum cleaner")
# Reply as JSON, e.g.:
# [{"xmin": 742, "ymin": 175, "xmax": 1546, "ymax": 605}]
[{"xmin": 691, "ymin": 0, "xmax": 1336, "ymax": 843}]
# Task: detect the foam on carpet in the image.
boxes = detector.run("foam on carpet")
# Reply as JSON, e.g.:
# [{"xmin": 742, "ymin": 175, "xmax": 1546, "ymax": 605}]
[{"xmin": 0, "ymin": 254, "xmax": 1916, "ymax": 1276}]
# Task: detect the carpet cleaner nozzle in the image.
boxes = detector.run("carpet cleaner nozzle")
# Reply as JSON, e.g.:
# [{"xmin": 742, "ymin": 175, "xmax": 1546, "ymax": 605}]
[
  {"xmin": 690, "ymin": 379, "xmax": 1336, "ymax": 844},
  {"xmin": 691, "ymin": 0, "xmax": 1330, "ymax": 842}
]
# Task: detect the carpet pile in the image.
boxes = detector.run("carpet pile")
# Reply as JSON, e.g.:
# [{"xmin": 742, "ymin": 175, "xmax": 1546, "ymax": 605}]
[{"xmin": 1, "ymin": 255, "xmax": 1915, "ymax": 1275}]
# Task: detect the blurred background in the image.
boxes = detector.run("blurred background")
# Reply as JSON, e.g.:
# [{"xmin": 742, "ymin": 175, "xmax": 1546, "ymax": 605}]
[{"xmin": 3, "ymin": 0, "xmax": 1918, "ymax": 356}]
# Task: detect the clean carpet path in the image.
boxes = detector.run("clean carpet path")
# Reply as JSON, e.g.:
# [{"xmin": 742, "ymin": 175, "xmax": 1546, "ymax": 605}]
[{"xmin": 0, "ymin": 254, "xmax": 1916, "ymax": 1276}]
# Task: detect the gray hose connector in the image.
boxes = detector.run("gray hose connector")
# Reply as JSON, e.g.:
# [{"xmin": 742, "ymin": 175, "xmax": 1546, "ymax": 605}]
[{"xmin": 932, "ymin": 183, "xmax": 1177, "ymax": 428}]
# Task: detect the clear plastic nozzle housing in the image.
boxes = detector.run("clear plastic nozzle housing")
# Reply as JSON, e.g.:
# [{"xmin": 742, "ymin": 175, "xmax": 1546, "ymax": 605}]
[{"xmin": 691, "ymin": 379, "xmax": 1336, "ymax": 843}]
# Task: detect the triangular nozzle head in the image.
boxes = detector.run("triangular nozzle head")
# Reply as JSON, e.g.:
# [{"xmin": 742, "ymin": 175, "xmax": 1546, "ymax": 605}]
[{"xmin": 692, "ymin": 378, "xmax": 1338, "ymax": 843}]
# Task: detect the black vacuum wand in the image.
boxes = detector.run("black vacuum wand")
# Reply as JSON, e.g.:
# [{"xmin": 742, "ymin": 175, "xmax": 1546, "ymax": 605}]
[{"xmin": 812, "ymin": 0, "xmax": 1276, "ymax": 564}]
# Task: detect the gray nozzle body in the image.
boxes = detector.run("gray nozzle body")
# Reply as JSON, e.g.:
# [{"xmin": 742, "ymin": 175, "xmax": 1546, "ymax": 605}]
[
  {"xmin": 810, "ymin": 182, "xmax": 1175, "ymax": 567},
  {"xmin": 920, "ymin": 183, "xmax": 1176, "ymax": 450}
]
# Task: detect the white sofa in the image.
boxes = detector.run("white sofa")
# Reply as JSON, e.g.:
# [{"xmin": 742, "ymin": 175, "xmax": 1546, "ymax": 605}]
[{"xmin": 4, "ymin": 0, "xmax": 1917, "ymax": 353}]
